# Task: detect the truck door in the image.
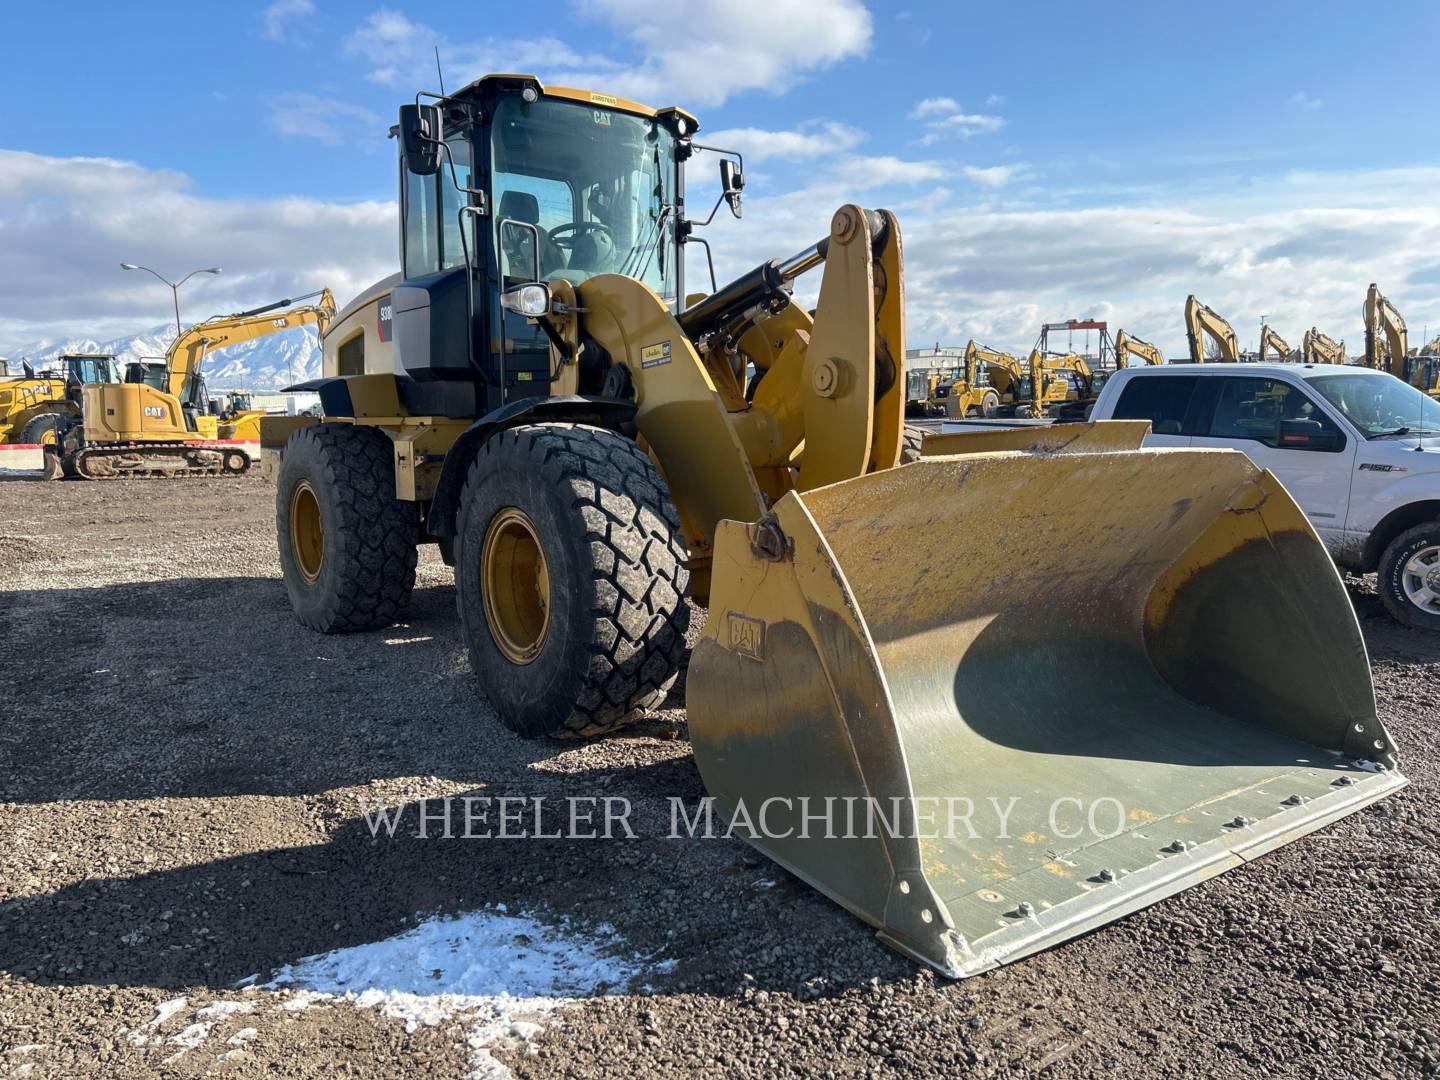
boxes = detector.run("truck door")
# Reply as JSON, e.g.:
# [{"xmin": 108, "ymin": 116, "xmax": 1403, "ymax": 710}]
[
  {"xmin": 1189, "ymin": 375, "xmax": 1354, "ymax": 552},
  {"xmin": 1107, "ymin": 373, "xmax": 1200, "ymax": 448}
]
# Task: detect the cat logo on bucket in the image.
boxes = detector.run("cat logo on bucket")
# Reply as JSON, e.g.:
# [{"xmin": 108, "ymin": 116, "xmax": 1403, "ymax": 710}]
[{"xmin": 725, "ymin": 612, "xmax": 765, "ymax": 661}]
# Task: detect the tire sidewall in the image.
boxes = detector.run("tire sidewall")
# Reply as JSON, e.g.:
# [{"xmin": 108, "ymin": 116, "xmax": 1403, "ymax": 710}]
[
  {"xmin": 1381, "ymin": 525, "xmax": 1440, "ymax": 630},
  {"xmin": 276, "ymin": 429, "xmax": 347, "ymax": 625},
  {"xmin": 455, "ymin": 438, "xmax": 590, "ymax": 729}
]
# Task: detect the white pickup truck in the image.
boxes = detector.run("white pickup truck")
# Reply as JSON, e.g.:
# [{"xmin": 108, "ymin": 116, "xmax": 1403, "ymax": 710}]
[{"xmin": 1089, "ymin": 362, "xmax": 1440, "ymax": 630}]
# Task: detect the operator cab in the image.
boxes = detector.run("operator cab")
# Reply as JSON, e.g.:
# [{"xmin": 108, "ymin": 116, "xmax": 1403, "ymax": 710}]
[{"xmin": 389, "ymin": 76, "xmax": 703, "ymax": 418}]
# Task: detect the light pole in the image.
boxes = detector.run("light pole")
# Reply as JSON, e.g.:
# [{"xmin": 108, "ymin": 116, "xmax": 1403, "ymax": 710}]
[{"xmin": 120, "ymin": 263, "xmax": 222, "ymax": 338}]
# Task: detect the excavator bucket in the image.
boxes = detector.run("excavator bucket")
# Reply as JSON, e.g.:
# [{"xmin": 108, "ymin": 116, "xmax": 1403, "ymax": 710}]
[{"xmin": 687, "ymin": 442, "xmax": 1404, "ymax": 977}]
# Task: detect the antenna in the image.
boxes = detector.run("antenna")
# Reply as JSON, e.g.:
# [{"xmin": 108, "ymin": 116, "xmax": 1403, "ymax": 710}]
[{"xmin": 434, "ymin": 46, "xmax": 447, "ymax": 98}]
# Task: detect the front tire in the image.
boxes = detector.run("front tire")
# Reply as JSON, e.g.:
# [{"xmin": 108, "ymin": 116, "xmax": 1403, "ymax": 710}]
[
  {"xmin": 276, "ymin": 424, "xmax": 418, "ymax": 632},
  {"xmin": 19, "ymin": 412, "xmax": 65, "ymax": 448},
  {"xmin": 455, "ymin": 423, "xmax": 690, "ymax": 738},
  {"xmin": 1378, "ymin": 522, "xmax": 1440, "ymax": 630}
]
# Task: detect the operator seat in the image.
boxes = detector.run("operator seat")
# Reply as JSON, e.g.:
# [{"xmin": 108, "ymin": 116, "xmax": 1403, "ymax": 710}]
[{"xmin": 497, "ymin": 191, "xmax": 565, "ymax": 281}]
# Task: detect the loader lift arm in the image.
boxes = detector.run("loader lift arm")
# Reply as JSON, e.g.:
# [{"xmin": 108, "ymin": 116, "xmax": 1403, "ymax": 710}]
[{"xmin": 1184, "ymin": 295, "xmax": 1240, "ymax": 362}]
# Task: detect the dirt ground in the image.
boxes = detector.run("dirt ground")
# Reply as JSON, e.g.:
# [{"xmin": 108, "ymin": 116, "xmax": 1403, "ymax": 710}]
[{"xmin": 2, "ymin": 473, "xmax": 1438, "ymax": 1079}]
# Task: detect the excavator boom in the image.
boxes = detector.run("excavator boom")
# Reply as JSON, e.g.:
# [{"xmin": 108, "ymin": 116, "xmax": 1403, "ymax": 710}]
[
  {"xmin": 1114, "ymin": 329, "xmax": 1165, "ymax": 368},
  {"xmin": 1184, "ymin": 295, "xmax": 1240, "ymax": 362},
  {"xmin": 1259, "ymin": 324, "xmax": 1291, "ymax": 363}
]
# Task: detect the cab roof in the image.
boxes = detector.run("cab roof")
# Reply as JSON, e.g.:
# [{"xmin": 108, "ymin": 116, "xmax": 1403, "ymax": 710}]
[{"xmin": 451, "ymin": 73, "xmax": 699, "ymax": 132}]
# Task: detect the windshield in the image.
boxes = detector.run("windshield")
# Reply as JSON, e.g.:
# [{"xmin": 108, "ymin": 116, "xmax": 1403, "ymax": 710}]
[
  {"xmin": 490, "ymin": 96, "xmax": 677, "ymax": 302},
  {"xmin": 67, "ymin": 357, "xmax": 119, "ymax": 384},
  {"xmin": 1307, "ymin": 372, "xmax": 1440, "ymax": 437}
]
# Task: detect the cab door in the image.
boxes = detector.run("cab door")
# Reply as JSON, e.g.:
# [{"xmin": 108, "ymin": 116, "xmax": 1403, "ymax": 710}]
[{"xmin": 1188, "ymin": 375, "xmax": 1355, "ymax": 551}]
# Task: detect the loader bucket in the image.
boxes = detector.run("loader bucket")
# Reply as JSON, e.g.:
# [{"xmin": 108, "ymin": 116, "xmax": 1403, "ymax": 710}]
[{"xmin": 687, "ymin": 447, "xmax": 1405, "ymax": 977}]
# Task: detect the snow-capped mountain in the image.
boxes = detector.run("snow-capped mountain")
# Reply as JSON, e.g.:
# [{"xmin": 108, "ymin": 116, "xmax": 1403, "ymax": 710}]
[{"xmin": 0, "ymin": 321, "xmax": 322, "ymax": 391}]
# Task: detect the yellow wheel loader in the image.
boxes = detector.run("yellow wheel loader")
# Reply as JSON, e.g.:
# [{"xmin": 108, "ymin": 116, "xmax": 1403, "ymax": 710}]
[
  {"xmin": 49, "ymin": 291, "xmax": 334, "ymax": 479},
  {"xmin": 265, "ymin": 74, "xmax": 1403, "ymax": 978},
  {"xmin": 0, "ymin": 354, "xmax": 121, "ymax": 446}
]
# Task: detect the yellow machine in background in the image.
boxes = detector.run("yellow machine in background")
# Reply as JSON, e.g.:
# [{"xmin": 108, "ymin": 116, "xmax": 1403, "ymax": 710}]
[
  {"xmin": 1303, "ymin": 327, "xmax": 1346, "ymax": 364},
  {"xmin": 211, "ymin": 390, "xmax": 268, "ymax": 440},
  {"xmin": 1184, "ymin": 295, "xmax": 1240, "ymax": 362},
  {"xmin": 1259, "ymin": 324, "xmax": 1292, "ymax": 362},
  {"xmin": 1368, "ymin": 283, "xmax": 1440, "ymax": 399},
  {"xmin": 264, "ymin": 74, "xmax": 1402, "ymax": 977},
  {"xmin": 1114, "ymin": 329, "xmax": 1165, "ymax": 367},
  {"xmin": 932, "ymin": 340, "xmax": 1003, "ymax": 418},
  {"xmin": 0, "ymin": 355, "xmax": 120, "ymax": 446},
  {"xmin": 51, "ymin": 291, "xmax": 334, "ymax": 478}
]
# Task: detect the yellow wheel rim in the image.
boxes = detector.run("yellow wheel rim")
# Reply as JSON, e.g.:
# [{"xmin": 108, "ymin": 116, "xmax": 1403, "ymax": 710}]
[
  {"xmin": 290, "ymin": 480, "xmax": 324, "ymax": 583},
  {"xmin": 39, "ymin": 428, "xmax": 56, "ymax": 447},
  {"xmin": 482, "ymin": 507, "xmax": 551, "ymax": 665}
]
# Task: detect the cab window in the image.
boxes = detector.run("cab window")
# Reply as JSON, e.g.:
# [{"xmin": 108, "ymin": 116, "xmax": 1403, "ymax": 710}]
[
  {"xmin": 1206, "ymin": 377, "xmax": 1343, "ymax": 450},
  {"xmin": 1111, "ymin": 375, "xmax": 1199, "ymax": 435},
  {"xmin": 402, "ymin": 165, "xmax": 439, "ymax": 279}
]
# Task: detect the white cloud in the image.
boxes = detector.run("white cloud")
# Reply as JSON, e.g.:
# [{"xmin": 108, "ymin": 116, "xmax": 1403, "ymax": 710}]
[
  {"xmin": 911, "ymin": 97, "xmax": 959, "ymax": 119},
  {"xmin": 909, "ymin": 97, "xmax": 1005, "ymax": 144},
  {"xmin": 1291, "ymin": 91, "xmax": 1324, "ymax": 110},
  {"xmin": 263, "ymin": 0, "xmax": 315, "ymax": 41},
  {"xmin": 702, "ymin": 122, "xmax": 864, "ymax": 161},
  {"xmin": 963, "ymin": 164, "xmax": 1027, "ymax": 188},
  {"xmin": 268, "ymin": 93, "xmax": 384, "ymax": 147},
  {"xmin": 343, "ymin": 0, "xmax": 870, "ymax": 107},
  {"xmin": 0, "ymin": 150, "xmax": 394, "ymax": 347}
]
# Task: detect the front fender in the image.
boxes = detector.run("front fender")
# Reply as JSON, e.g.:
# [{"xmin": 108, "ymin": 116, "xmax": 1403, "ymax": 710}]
[{"xmin": 425, "ymin": 395, "xmax": 637, "ymax": 538}]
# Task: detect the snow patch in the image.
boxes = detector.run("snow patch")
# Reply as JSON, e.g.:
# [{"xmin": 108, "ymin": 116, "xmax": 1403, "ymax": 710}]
[
  {"xmin": 265, "ymin": 907, "xmax": 670, "ymax": 1080},
  {"xmin": 125, "ymin": 996, "xmax": 190, "ymax": 1046}
]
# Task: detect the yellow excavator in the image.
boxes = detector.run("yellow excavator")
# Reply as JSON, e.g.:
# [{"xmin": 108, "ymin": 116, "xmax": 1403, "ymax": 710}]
[
  {"xmin": 1259, "ymin": 324, "xmax": 1292, "ymax": 362},
  {"xmin": 0, "ymin": 355, "xmax": 121, "ymax": 446},
  {"xmin": 1184, "ymin": 295, "xmax": 1241, "ymax": 362},
  {"xmin": 48, "ymin": 291, "xmax": 334, "ymax": 479},
  {"xmin": 1368, "ymin": 282, "xmax": 1440, "ymax": 399},
  {"xmin": 1037, "ymin": 350, "xmax": 1100, "ymax": 413},
  {"xmin": 1113, "ymin": 329, "xmax": 1165, "ymax": 368},
  {"xmin": 261, "ymin": 74, "xmax": 1402, "ymax": 978},
  {"xmin": 1302, "ymin": 327, "xmax": 1346, "ymax": 364},
  {"xmin": 930, "ymin": 340, "xmax": 1002, "ymax": 418}
]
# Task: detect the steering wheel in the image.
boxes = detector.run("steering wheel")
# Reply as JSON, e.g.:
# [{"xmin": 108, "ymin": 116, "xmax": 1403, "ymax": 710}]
[{"xmin": 546, "ymin": 221, "xmax": 614, "ymax": 250}]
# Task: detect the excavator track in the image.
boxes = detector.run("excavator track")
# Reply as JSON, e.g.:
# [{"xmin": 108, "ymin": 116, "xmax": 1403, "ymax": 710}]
[{"xmin": 68, "ymin": 443, "xmax": 251, "ymax": 480}]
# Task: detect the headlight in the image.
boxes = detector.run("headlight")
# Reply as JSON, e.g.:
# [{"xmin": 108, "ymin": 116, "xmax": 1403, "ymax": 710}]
[{"xmin": 500, "ymin": 283, "xmax": 552, "ymax": 318}]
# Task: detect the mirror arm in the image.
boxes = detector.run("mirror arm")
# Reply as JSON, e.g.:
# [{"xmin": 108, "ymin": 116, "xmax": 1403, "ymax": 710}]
[{"xmin": 686, "ymin": 234, "xmax": 719, "ymax": 293}]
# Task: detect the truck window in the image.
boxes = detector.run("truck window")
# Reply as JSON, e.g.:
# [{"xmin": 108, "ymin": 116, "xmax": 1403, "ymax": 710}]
[
  {"xmin": 1111, "ymin": 375, "xmax": 1199, "ymax": 435},
  {"xmin": 1207, "ymin": 377, "xmax": 1342, "ymax": 449}
]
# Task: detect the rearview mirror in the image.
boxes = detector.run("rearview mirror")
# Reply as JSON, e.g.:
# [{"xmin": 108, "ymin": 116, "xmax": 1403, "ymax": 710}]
[
  {"xmin": 1278, "ymin": 419, "xmax": 1341, "ymax": 451},
  {"xmin": 720, "ymin": 158, "xmax": 744, "ymax": 218},
  {"xmin": 399, "ymin": 104, "xmax": 442, "ymax": 177}
]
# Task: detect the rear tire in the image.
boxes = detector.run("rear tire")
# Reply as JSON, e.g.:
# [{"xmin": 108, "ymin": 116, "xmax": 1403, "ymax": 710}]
[
  {"xmin": 455, "ymin": 422, "xmax": 690, "ymax": 738},
  {"xmin": 276, "ymin": 424, "xmax": 418, "ymax": 632},
  {"xmin": 980, "ymin": 391, "xmax": 999, "ymax": 418},
  {"xmin": 1378, "ymin": 522, "xmax": 1440, "ymax": 631}
]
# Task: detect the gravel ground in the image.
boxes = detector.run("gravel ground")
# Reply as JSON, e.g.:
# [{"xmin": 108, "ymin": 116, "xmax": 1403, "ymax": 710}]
[{"xmin": 1, "ymin": 473, "xmax": 1437, "ymax": 1078}]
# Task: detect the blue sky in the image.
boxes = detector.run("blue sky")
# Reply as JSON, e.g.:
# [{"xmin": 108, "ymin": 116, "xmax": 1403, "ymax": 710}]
[{"xmin": 3, "ymin": 0, "xmax": 1440, "ymax": 355}]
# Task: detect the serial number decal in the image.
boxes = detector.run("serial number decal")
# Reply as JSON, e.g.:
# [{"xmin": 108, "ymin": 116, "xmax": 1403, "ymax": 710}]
[
  {"xmin": 640, "ymin": 340, "xmax": 672, "ymax": 368},
  {"xmin": 726, "ymin": 612, "xmax": 766, "ymax": 661},
  {"xmin": 589, "ymin": 92, "xmax": 619, "ymax": 106}
]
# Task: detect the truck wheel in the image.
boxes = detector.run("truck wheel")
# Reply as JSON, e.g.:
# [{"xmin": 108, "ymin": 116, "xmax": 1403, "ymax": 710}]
[
  {"xmin": 455, "ymin": 423, "xmax": 690, "ymax": 738},
  {"xmin": 19, "ymin": 412, "xmax": 64, "ymax": 448},
  {"xmin": 980, "ymin": 391, "xmax": 999, "ymax": 418},
  {"xmin": 1378, "ymin": 522, "xmax": 1440, "ymax": 630},
  {"xmin": 900, "ymin": 425, "xmax": 925, "ymax": 463},
  {"xmin": 276, "ymin": 424, "xmax": 418, "ymax": 632}
]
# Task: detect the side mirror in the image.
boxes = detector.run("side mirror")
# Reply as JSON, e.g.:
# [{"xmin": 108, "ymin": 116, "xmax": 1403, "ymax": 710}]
[
  {"xmin": 499, "ymin": 282, "xmax": 552, "ymax": 318},
  {"xmin": 399, "ymin": 103, "xmax": 442, "ymax": 177},
  {"xmin": 720, "ymin": 158, "xmax": 744, "ymax": 218},
  {"xmin": 1278, "ymin": 419, "xmax": 1341, "ymax": 451}
]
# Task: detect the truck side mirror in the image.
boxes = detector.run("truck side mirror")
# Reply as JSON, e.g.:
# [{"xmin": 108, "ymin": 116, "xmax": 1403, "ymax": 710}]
[
  {"xmin": 399, "ymin": 104, "xmax": 442, "ymax": 177},
  {"xmin": 720, "ymin": 158, "xmax": 744, "ymax": 218}
]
